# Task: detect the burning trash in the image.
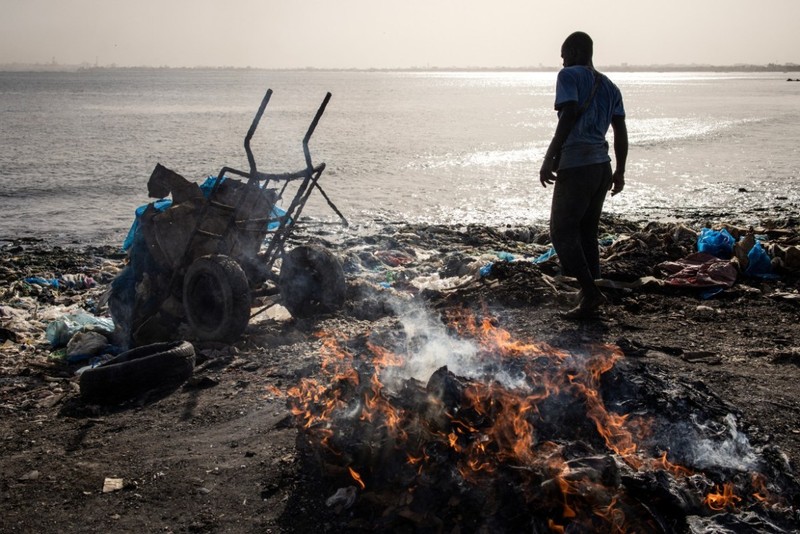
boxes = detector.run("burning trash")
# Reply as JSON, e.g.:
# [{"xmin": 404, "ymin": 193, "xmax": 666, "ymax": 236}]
[
  {"xmin": 286, "ymin": 307, "xmax": 800, "ymax": 532},
  {"xmin": 108, "ymin": 90, "xmax": 348, "ymax": 349}
]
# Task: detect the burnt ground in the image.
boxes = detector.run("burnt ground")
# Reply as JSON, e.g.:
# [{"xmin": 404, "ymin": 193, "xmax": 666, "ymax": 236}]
[{"xmin": 1, "ymin": 215, "xmax": 800, "ymax": 532}]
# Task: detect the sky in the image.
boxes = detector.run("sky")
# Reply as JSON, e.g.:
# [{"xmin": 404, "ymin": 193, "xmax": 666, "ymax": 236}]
[{"xmin": 2, "ymin": 0, "xmax": 799, "ymax": 69}]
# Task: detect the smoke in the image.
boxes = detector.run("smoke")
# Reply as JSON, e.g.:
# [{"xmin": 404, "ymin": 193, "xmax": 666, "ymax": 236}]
[
  {"xmin": 379, "ymin": 300, "xmax": 479, "ymax": 389},
  {"xmin": 665, "ymin": 413, "xmax": 759, "ymax": 472},
  {"xmin": 378, "ymin": 299, "xmax": 530, "ymax": 394}
]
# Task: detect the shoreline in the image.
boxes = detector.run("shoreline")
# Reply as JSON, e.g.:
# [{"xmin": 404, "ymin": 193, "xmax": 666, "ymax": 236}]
[{"xmin": 3, "ymin": 203, "xmax": 800, "ymax": 252}]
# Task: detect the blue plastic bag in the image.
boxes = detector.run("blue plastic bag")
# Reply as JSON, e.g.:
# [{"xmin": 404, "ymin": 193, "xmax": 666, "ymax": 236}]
[
  {"xmin": 744, "ymin": 241, "xmax": 779, "ymax": 279},
  {"xmin": 697, "ymin": 228, "xmax": 735, "ymax": 259},
  {"xmin": 122, "ymin": 198, "xmax": 172, "ymax": 251},
  {"xmin": 533, "ymin": 247, "xmax": 557, "ymax": 264}
]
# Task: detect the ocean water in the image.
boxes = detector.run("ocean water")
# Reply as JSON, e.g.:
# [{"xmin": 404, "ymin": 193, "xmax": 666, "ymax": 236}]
[{"xmin": 1, "ymin": 68, "xmax": 799, "ymax": 247}]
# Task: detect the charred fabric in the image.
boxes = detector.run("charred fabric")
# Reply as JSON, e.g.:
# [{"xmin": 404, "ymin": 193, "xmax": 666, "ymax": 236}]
[{"xmin": 107, "ymin": 89, "xmax": 347, "ymax": 350}]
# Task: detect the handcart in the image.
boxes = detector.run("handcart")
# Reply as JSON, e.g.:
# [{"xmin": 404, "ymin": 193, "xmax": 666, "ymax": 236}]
[{"xmin": 118, "ymin": 89, "xmax": 347, "ymax": 345}]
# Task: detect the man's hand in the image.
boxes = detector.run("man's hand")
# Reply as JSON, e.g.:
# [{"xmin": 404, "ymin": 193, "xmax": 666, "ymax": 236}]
[
  {"xmin": 610, "ymin": 169, "xmax": 625, "ymax": 196},
  {"xmin": 540, "ymin": 157, "xmax": 557, "ymax": 188}
]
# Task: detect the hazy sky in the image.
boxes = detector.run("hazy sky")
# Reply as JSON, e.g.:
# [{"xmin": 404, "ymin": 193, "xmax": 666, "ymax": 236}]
[{"xmin": 2, "ymin": 0, "xmax": 799, "ymax": 68}]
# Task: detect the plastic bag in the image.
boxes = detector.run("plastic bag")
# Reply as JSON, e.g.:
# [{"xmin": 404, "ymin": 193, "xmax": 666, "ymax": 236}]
[
  {"xmin": 45, "ymin": 312, "xmax": 115, "ymax": 348},
  {"xmin": 697, "ymin": 228, "xmax": 735, "ymax": 259},
  {"xmin": 744, "ymin": 241, "xmax": 779, "ymax": 279}
]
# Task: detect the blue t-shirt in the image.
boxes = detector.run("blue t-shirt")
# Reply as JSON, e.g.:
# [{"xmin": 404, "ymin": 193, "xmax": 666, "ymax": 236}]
[{"xmin": 554, "ymin": 65, "xmax": 625, "ymax": 170}]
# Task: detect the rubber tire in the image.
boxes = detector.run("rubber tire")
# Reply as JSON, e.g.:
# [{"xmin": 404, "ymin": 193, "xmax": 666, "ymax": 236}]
[
  {"xmin": 79, "ymin": 341, "xmax": 195, "ymax": 404},
  {"xmin": 279, "ymin": 245, "xmax": 346, "ymax": 318},
  {"xmin": 183, "ymin": 254, "xmax": 251, "ymax": 343}
]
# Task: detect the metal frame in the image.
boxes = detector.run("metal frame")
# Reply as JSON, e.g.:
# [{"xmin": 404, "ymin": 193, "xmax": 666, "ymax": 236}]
[{"xmin": 172, "ymin": 89, "xmax": 346, "ymax": 289}]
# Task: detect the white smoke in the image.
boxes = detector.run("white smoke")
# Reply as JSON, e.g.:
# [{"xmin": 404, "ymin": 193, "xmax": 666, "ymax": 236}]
[
  {"xmin": 376, "ymin": 300, "xmax": 534, "ymax": 394},
  {"xmin": 667, "ymin": 413, "xmax": 759, "ymax": 472},
  {"xmin": 381, "ymin": 303, "xmax": 479, "ymax": 389}
]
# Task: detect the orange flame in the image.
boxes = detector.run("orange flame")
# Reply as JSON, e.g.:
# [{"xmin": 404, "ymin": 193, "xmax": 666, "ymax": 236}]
[
  {"xmin": 366, "ymin": 341, "xmax": 405, "ymax": 369},
  {"xmin": 264, "ymin": 384, "xmax": 284, "ymax": 397},
  {"xmin": 348, "ymin": 467, "xmax": 366, "ymax": 490},
  {"xmin": 704, "ymin": 482, "xmax": 742, "ymax": 511},
  {"xmin": 555, "ymin": 468, "xmax": 578, "ymax": 519},
  {"xmin": 750, "ymin": 472, "xmax": 775, "ymax": 504},
  {"xmin": 652, "ymin": 451, "xmax": 693, "ymax": 477},
  {"xmin": 593, "ymin": 496, "xmax": 626, "ymax": 534}
]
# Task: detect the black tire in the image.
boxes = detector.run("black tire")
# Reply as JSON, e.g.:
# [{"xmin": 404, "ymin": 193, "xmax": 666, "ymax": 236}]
[
  {"xmin": 79, "ymin": 341, "xmax": 195, "ymax": 404},
  {"xmin": 279, "ymin": 245, "xmax": 346, "ymax": 318},
  {"xmin": 183, "ymin": 254, "xmax": 251, "ymax": 343}
]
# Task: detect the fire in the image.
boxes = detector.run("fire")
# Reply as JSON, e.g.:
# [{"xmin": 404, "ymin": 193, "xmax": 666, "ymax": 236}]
[
  {"xmin": 264, "ymin": 384, "xmax": 284, "ymax": 397},
  {"xmin": 594, "ymin": 496, "xmax": 626, "ymax": 534},
  {"xmin": 749, "ymin": 472, "xmax": 780, "ymax": 506},
  {"xmin": 284, "ymin": 308, "xmax": 786, "ymax": 531},
  {"xmin": 704, "ymin": 482, "xmax": 742, "ymax": 511},
  {"xmin": 348, "ymin": 466, "xmax": 365, "ymax": 490},
  {"xmin": 652, "ymin": 451, "xmax": 693, "ymax": 477}
]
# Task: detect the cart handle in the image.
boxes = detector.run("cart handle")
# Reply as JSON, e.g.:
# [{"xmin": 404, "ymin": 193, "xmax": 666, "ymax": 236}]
[
  {"xmin": 303, "ymin": 92, "xmax": 332, "ymax": 170},
  {"xmin": 244, "ymin": 89, "xmax": 273, "ymax": 176}
]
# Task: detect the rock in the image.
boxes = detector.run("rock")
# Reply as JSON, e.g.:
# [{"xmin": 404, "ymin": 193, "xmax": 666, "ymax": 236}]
[
  {"xmin": 102, "ymin": 477, "xmax": 124, "ymax": 493},
  {"xmin": 694, "ymin": 305, "xmax": 718, "ymax": 318},
  {"xmin": 19, "ymin": 470, "xmax": 40, "ymax": 481}
]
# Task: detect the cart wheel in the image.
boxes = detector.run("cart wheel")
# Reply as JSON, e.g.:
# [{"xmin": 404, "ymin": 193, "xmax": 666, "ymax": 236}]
[
  {"xmin": 79, "ymin": 341, "xmax": 195, "ymax": 404},
  {"xmin": 183, "ymin": 255, "xmax": 251, "ymax": 343},
  {"xmin": 279, "ymin": 245, "xmax": 346, "ymax": 318}
]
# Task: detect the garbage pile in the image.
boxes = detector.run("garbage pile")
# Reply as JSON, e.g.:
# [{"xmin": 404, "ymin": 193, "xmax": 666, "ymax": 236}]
[
  {"xmin": 331, "ymin": 216, "xmax": 800, "ymax": 314},
  {"xmin": 1, "ymin": 215, "xmax": 799, "ymax": 408}
]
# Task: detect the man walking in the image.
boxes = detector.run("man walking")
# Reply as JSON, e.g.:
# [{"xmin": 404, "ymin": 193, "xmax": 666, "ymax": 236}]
[{"xmin": 539, "ymin": 31, "xmax": 628, "ymax": 319}]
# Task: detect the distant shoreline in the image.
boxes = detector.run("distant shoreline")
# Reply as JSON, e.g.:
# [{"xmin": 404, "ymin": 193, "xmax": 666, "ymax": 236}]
[{"xmin": 2, "ymin": 63, "xmax": 800, "ymax": 74}]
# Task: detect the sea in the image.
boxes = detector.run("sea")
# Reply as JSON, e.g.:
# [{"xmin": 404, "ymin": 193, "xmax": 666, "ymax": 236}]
[{"xmin": 1, "ymin": 68, "xmax": 799, "ymax": 247}]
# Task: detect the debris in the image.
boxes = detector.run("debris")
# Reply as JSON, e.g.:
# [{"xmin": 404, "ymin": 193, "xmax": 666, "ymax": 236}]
[
  {"xmin": 325, "ymin": 486, "xmax": 357, "ymax": 510},
  {"xmin": 45, "ymin": 313, "xmax": 114, "ymax": 349},
  {"xmin": 65, "ymin": 331, "xmax": 109, "ymax": 361},
  {"xmin": 697, "ymin": 227, "xmax": 735, "ymax": 259},
  {"xmin": 682, "ymin": 351, "xmax": 722, "ymax": 364},
  {"xmin": 79, "ymin": 341, "xmax": 195, "ymax": 404},
  {"xmin": 657, "ymin": 252, "xmax": 738, "ymax": 289},
  {"xmin": 19, "ymin": 470, "xmax": 40, "ymax": 481},
  {"xmin": 102, "ymin": 478, "xmax": 124, "ymax": 493}
]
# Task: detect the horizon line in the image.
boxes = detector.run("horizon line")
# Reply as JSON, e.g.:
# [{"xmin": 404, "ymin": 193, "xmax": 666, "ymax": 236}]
[{"xmin": 2, "ymin": 61, "xmax": 800, "ymax": 73}]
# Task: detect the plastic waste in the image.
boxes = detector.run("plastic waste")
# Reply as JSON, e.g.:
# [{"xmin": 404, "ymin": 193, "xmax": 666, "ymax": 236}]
[
  {"xmin": 45, "ymin": 312, "xmax": 115, "ymax": 348},
  {"xmin": 533, "ymin": 247, "xmax": 558, "ymax": 264},
  {"xmin": 123, "ymin": 177, "xmax": 291, "ymax": 250},
  {"xmin": 744, "ymin": 241, "xmax": 779, "ymax": 279},
  {"xmin": 122, "ymin": 198, "xmax": 172, "ymax": 251},
  {"xmin": 496, "ymin": 251, "xmax": 515, "ymax": 262},
  {"xmin": 66, "ymin": 331, "xmax": 109, "ymax": 362},
  {"xmin": 24, "ymin": 276, "xmax": 60, "ymax": 288},
  {"xmin": 325, "ymin": 486, "xmax": 358, "ymax": 509},
  {"xmin": 697, "ymin": 228, "xmax": 735, "ymax": 259},
  {"xmin": 25, "ymin": 274, "xmax": 95, "ymax": 289}
]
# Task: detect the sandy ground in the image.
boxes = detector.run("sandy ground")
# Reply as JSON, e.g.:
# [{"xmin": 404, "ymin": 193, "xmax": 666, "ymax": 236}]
[{"xmin": 1, "ymin": 215, "xmax": 799, "ymax": 532}]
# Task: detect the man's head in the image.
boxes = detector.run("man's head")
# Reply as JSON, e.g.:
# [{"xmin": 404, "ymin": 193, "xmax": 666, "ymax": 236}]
[{"xmin": 561, "ymin": 31, "xmax": 593, "ymax": 68}]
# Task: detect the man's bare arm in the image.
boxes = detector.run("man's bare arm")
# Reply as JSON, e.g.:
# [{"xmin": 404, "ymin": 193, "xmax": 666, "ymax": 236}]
[{"xmin": 610, "ymin": 114, "xmax": 628, "ymax": 195}]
